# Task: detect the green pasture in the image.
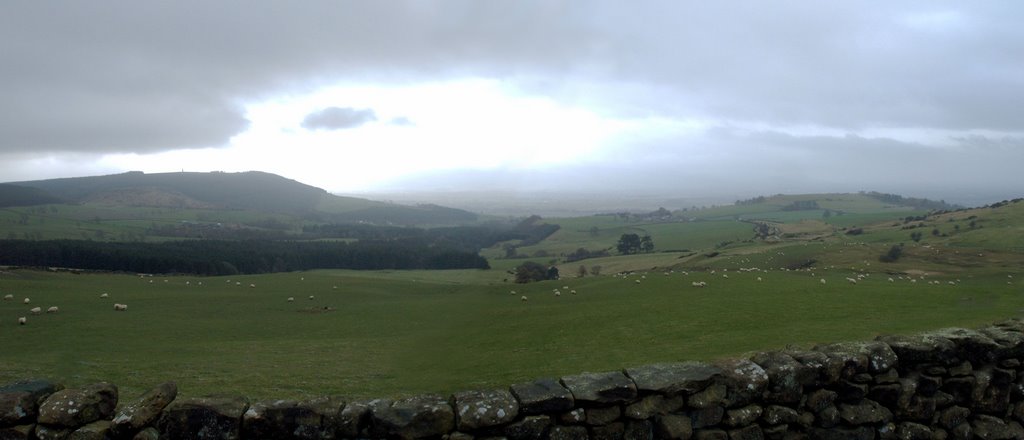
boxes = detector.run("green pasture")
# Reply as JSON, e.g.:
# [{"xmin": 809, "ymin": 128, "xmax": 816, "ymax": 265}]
[{"xmin": 3, "ymin": 267, "xmax": 1022, "ymax": 402}]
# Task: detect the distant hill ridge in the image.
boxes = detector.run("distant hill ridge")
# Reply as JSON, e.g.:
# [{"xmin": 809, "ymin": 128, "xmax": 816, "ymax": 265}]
[{"xmin": 3, "ymin": 171, "xmax": 478, "ymax": 225}]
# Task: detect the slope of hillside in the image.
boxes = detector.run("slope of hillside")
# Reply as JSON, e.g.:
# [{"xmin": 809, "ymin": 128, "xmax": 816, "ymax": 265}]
[
  {"xmin": 5, "ymin": 171, "xmax": 479, "ymax": 227},
  {"xmin": 0, "ymin": 184, "xmax": 65, "ymax": 207}
]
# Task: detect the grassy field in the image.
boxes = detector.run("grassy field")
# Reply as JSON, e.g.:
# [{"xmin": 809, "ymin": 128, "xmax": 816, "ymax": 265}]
[
  {"xmin": 2, "ymin": 195, "xmax": 1022, "ymax": 402},
  {"xmin": 2, "ymin": 265, "xmax": 1021, "ymax": 401}
]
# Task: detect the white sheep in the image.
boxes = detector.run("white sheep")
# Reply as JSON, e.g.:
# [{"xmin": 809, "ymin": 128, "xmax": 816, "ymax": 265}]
[
  {"xmin": 570, "ymin": 290, "xmax": 577, "ymax": 295},
  {"xmin": 309, "ymin": 295, "xmax": 315, "ymax": 300},
  {"xmin": 18, "ymin": 317, "xmax": 26, "ymax": 325},
  {"xmin": 249, "ymin": 283, "xmax": 256, "ymax": 288},
  {"xmin": 23, "ymin": 298, "xmax": 30, "ymax": 304},
  {"xmin": 287, "ymin": 297, "xmax": 295, "ymax": 302},
  {"xmin": 555, "ymin": 291, "xmax": 561, "ymax": 297},
  {"xmin": 521, "ymin": 295, "xmax": 528, "ymax": 302},
  {"xmin": 888, "ymin": 278, "xmax": 894, "ymax": 282},
  {"xmin": 46, "ymin": 306, "xmax": 58, "ymax": 314},
  {"xmin": 510, "ymin": 290, "xmax": 517, "ymax": 295},
  {"xmin": 846, "ymin": 278, "xmax": 857, "ymax": 284},
  {"xmin": 100, "ymin": 293, "xmax": 109, "ymax": 298},
  {"xmin": 820, "ymin": 279, "xmax": 827, "ymax": 284},
  {"xmin": 114, "ymin": 303, "xmax": 128, "ymax": 311},
  {"xmin": 30, "ymin": 307, "xmax": 42, "ymax": 315},
  {"xmin": 635, "ymin": 279, "xmax": 641, "ymax": 284},
  {"xmin": 757, "ymin": 277, "xmax": 762, "ymax": 282},
  {"xmin": 2, "ymin": 294, "xmax": 12, "ymax": 301}
]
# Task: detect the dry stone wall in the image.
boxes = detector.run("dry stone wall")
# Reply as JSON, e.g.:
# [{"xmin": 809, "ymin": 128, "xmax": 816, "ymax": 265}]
[{"xmin": 5, "ymin": 319, "xmax": 1024, "ymax": 439}]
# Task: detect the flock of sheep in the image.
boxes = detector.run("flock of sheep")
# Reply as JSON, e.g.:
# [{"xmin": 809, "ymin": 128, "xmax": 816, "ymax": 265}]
[{"xmin": 2, "ymin": 292, "xmax": 126, "ymax": 326}]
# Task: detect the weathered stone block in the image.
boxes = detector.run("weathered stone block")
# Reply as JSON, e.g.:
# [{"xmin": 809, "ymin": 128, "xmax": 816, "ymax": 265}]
[
  {"xmin": 876, "ymin": 334, "xmax": 958, "ymax": 368},
  {"xmin": 156, "ymin": 395, "xmax": 249, "ymax": 440},
  {"xmin": 761, "ymin": 424, "xmax": 787, "ymax": 440},
  {"xmin": 750, "ymin": 352, "xmax": 812, "ymax": 404},
  {"xmin": 337, "ymin": 398, "xmax": 379, "ymax": 438},
  {"xmin": 0, "ymin": 380, "xmax": 62, "ymax": 427},
  {"xmin": 713, "ymin": 360, "xmax": 768, "ymax": 408},
  {"xmin": 503, "ymin": 415, "xmax": 550, "ymax": 440},
  {"xmin": 816, "ymin": 341, "xmax": 898, "ymax": 374},
  {"xmin": 560, "ymin": 408, "xmax": 586, "ymax": 425},
  {"xmin": 624, "ymin": 395, "xmax": 684, "ymax": 420},
  {"xmin": 654, "ymin": 414, "xmax": 692, "ymax": 440},
  {"xmin": 930, "ymin": 328, "xmax": 1001, "ymax": 365},
  {"xmin": 585, "ymin": 406, "xmax": 620, "ymax": 426},
  {"xmin": 838, "ymin": 399, "xmax": 892, "ymax": 425},
  {"xmin": 624, "ymin": 362, "xmax": 723, "ymax": 396},
  {"xmin": 453, "ymin": 389, "xmax": 519, "ymax": 431},
  {"xmin": 942, "ymin": 377, "xmax": 975, "ymax": 405},
  {"xmin": 561, "ymin": 372, "xmax": 637, "ymax": 406},
  {"xmin": 689, "ymin": 384, "xmax": 727, "ymax": 409},
  {"xmin": 510, "ymin": 379, "xmax": 574, "ymax": 415},
  {"xmin": 760, "ymin": 405, "xmax": 798, "ymax": 425},
  {"xmin": 110, "ymin": 382, "xmax": 177, "ymax": 438},
  {"xmin": 937, "ymin": 406, "xmax": 970, "ymax": 430},
  {"xmin": 34, "ymin": 424, "xmax": 72, "ymax": 440},
  {"xmin": 895, "ymin": 422, "xmax": 931, "ymax": 440},
  {"xmin": 804, "ymin": 389, "xmax": 837, "ymax": 413},
  {"xmin": 786, "ymin": 350, "xmax": 843, "ymax": 387},
  {"xmin": 37, "ymin": 383, "xmax": 118, "ymax": 428},
  {"xmin": 970, "ymin": 414, "xmax": 1015, "ymax": 440},
  {"xmin": 368, "ymin": 394, "xmax": 454, "ymax": 440},
  {"xmin": 241, "ymin": 397, "xmax": 340, "ymax": 440},
  {"xmin": 949, "ymin": 422, "xmax": 971, "ymax": 440},
  {"xmin": 723, "ymin": 404, "xmax": 761, "ymax": 428},
  {"xmin": 68, "ymin": 420, "xmax": 111, "ymax": 440}
]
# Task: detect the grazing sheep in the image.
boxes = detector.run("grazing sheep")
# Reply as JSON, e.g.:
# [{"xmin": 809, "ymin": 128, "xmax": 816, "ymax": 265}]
[
  {"xmin": 510, "ymin": 290, "xmax": 516, "ymax": 295},
  {"xmin": 722, "ymin": 274, "xmax": 729, "ymax": 279},
  {"xmin": 555, "ymin": 291, "xmax": 561, "ymax": 297},
  {"xmin": 287, "ymin": 297, "xmax": 295, "ymax": 302},
  {"xmin": 635, "ymin": 279, "xmax": 641, "ymax": 284},
  {"xmin": 691, "ymin": 281, "xmax": 707, "ymax": 288},
  {"xmin": 113, "ymin": 303, "xmax": 128, "ymax": 311},
  {"xmin": 2, "ymin": 294, "xmax": 12, "ymax": 301},
  {"xmin": 888, "ymin": 278, "xmax": 894, "ymax": 282},
  {"xmin": 100, "ymin": 293, "xmax": 109, "ymax": 298},
  {"xmin": 521, "ymin": 295, "xmax": 528, "ymax": 302},
  {"xmin": 23, "ymin": 298, "xmax": 30, "ymax": 304},
  {"xmin": 846, "ymin": 278, "xmax": 857, "ymax": 284},
  {"xmin": 30, "ymin": 307, "xmax": 42, "ymax": 315},
  {"xmin": 570, "ymin": 290, "xmax": 577, "ymax": 295},
  {"xmin": 820, "ymin": 278, "xmax": 826, "ymax": 284},
  {"xmin": 309, "ymin": 295, "xmax": 315, "ymax": 300},
  {"xmin": 19, "ymin": 317, "xmax": 26, "ymax": 325},
  {"xmin": 46, "ymin": 306, "xmax": 58, "ymax": 314},
  {"xmin": 757, "ymin": 277, "xmax": 762, "ymax": 282},
  {"xmin": 911, "ymin": 279, "xmax": 917, "ymax": 283}
]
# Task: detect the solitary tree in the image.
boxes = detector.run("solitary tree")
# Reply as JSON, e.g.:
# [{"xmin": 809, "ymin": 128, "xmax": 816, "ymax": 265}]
[
  {"xmin": 640, "ymin": 235, "xmax": 654, "ymax": 253},
  {"xmin": 617, "ymin": 233, "xmax": 642, "ymax": 255},
  {"xmin": 577, "ymin": 265, "xmax": 588, "ymax": 278},
  {"xmin": 590, "ymin": 265, "xmax": 602, "ymax": 276}
]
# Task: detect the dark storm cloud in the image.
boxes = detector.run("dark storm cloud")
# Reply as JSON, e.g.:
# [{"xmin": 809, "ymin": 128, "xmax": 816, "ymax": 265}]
[
  {"xmin": 301, "ymin": 107, "xmax": 377, "ymax": 130},
  {"xmin": 2, "ymin": 1, "xmax": 1022, "ymax": 173}
]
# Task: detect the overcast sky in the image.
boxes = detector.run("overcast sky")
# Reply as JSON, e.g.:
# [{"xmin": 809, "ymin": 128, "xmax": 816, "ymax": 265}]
[{"xmin": 2, "ymin": 2, "xmax": 1022, "ymax": 205}]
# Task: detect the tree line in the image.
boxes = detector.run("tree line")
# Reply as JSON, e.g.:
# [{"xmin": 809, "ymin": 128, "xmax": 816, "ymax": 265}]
[{"xmin": 0, "ymin": 238, "xmax": 489, "ymax": 275}]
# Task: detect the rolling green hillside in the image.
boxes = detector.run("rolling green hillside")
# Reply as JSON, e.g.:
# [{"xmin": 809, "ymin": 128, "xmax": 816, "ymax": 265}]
[
  {"xmin": 0, "ymin": 172, "xmax": 479, "ymax": 241},
  {"xmin": 0, "ymin": 184, "xmax": 65, "ymax": 207}
]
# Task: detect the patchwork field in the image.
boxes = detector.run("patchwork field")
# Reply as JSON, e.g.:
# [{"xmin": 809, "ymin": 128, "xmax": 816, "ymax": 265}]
[{"xmin": 2, "ymin": 265, "xmax": 1021, "ymax": 401}]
